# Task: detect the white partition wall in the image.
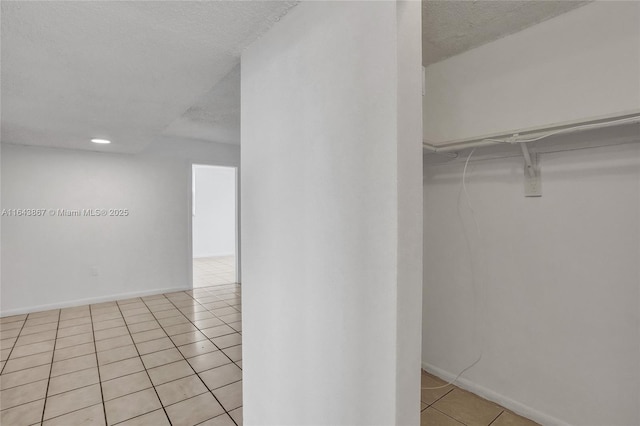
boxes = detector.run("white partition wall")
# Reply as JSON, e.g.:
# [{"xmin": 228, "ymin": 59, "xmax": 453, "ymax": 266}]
[{"xmin": 241, "ymin": 1, "xmax": 422, "ymax": 424}]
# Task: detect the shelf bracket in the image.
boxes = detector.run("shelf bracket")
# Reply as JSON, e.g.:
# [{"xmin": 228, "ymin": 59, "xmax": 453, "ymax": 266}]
[{"xmin": 520, "ymin": 143, "xmax": 542, "ymax": 197}]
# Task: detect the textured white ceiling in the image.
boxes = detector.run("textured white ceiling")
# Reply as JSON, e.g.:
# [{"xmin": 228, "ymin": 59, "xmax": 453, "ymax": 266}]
[
  {"xmin": 0, "ymin": 1, "xmax": 296, "ymax": 152},
  {"xmin": 1, "ymin": 1, "xmax": 590, "ymax": 152},
  {"xmin": 164, "ymin": 65, "xmax": 241, "ymax": 146},
  {"xmin": 422, "ymin": 0, "xmax": 590, "ymax": 65}
]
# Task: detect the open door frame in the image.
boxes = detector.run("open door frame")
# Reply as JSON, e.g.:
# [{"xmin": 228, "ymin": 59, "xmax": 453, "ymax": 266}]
[{"xmin": 188, "ymin": 163, "xmax": 240, "ymax": 288}]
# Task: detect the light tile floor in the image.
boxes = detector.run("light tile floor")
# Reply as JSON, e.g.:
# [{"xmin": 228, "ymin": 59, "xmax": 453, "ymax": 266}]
[
  {"xmin": 193, "ymin": 257, "xmax": 236, "ymax": 288},
  {"xmin": 0, "ymin": 283, "xmax": 242, "ymax": 426},
  {"xmin": 0, "ymin": 280, "xmax": 539, "ymax": 426},
  {"xmin": 421, "ymin": 370, "xmax": 539, "ymax": 426}
]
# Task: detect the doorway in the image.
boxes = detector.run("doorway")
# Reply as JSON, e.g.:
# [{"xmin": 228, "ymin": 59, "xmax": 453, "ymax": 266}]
[{"xmin": 191, "ymin": 164, "xmax": 238, "ymax": 288}]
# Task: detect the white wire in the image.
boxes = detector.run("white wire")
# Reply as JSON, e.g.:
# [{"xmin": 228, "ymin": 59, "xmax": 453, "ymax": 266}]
[{"xmin": 422, "ymin": 148, "xmax": 485, "ymax": 390}]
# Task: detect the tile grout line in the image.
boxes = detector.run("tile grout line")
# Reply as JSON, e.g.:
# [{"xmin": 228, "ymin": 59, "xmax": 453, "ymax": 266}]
[
  {"xmin": 182, "ymin": 287, "xmax": 242, "ymax": 370},
  {"xmin": 146, "ymin": 294, "xmax": 236, "ymax": 410},
  {"xmin": 113, "ymin": 300, "xmax": 174, "ymax": 426},
  {"xmin": 89, "ymin": 304, "xmax": 110, "ymax": 426},
  {"xmin": 145, "ymin": 293, "xmax": 239, "ymax": 426},
  {"xmin": 487, "ymin": 410, "xmax": 506, "ymax": 425},
  {"xmin": 0, "ymin": 285, "xmax": 241, "ymax": 424},
  {"xmin": 0, "ymin": 317, "xmax": 28, "ymax": 375},
  {"xmin": 428, "ymin": 405, "xmax": 468, "ymax": 425},
  {"xmin": 1, "ymin": 364, "xmax": 95, "ymax": 392},
  {"xmin": 42, "ymin": 402, "xmax": 104, "ymax": 424},
  {"xmin": 170, "ymin": 291, "xmax": 241, "ymax": 370},
  {"xmin": 39, "ymin": 309, "xmax": 62, "ymax": 424}
]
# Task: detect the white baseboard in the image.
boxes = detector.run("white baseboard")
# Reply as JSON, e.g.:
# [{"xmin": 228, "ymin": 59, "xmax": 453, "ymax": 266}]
[
  {"xmin": 0, "ymin": 285, "xmax": 191, "ymax": 317},
  {"xmin": 422, "ymin": 362, "xmax": 570, "ymax": 426},
  {"xmin": 193, "ymin": 252, "xmax": 234, "ymax": 259}
]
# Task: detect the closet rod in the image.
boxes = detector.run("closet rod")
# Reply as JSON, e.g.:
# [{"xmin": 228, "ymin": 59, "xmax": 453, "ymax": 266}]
[{"xmin": 423, "ymin": 112, "xmax": 640, "ymax": 153}]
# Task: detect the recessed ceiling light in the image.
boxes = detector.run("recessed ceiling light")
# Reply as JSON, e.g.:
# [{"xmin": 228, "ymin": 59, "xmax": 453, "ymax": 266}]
[{"xmin": 91, "ymin": 138, "xmax": 111, "ymax": 144}]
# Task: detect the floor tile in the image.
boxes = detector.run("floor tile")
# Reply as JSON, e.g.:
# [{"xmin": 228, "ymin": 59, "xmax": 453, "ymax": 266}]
[
  {"xmin": 211, "ymin": 333, "xmax": 242, "ymax": 349},
  {"xmin": 44, "ymin": 383, "xmax": 102, "ymax": 420},
  {"xmin": 141, "ymin": 348, "xmax": 183, "ymax": 369},
  {"xmin": 97, "ymin": 344, "xmax": 138, "ymax": 365},
  {"xmin": 92, "ymin": 318, "xmax": 125, "ymax": 331},
  {"xmin": 217, "ymin": 313, "xmax": 241, "ymax": 324},
  {"xmin": 0, "ymin": 337, "xmax": 17, "ymax": 351},
  {"xmin": 47, "ymin": 367, "xmax": 99, "ymax": 396},
  {"xmin": 0, "ymin": 397, "xmax": 44, "ymax": 426},
  {"xmin": 199, "ymin": 413, "xmax": 237, "ymax": 426},
  {"xmin": 127, "ymin": 321, "xmax": 161, "ymax": 334},
  {"xmin": 15, "ymin": 329, "xmax": 56, "ymax": 346},
  {"xmin": 211, "ymin": 307, "xmax": 238, "ymax": 317},
  {"xmin": 147, "ymin": 360, "xmax": 194, "ymax": 386},
  {"xmin": 170, "ymin": 331, "xmax": 207, "ymax": 346},
  {"xmin": 20, "ymin": 323, "xmax": 56, "ymax": 335},
  {"xmin": 154, "ymin": 310, "xmax": 184, "ymax": 320},
  {"xmin": 101, "ymin": 371, "xmax": 152, "ymax": 401},
  {"xmin": 122, "ymin": 307, "xmax": 150, "ymax": 317},
  {"xmin": 0, "ymin": 363, "xmax": 51, "ymax": 390},
  {"xmin": 104, "ymin": 388, "xmax": 161, "ymax": 425},
  {"xmin": 59, "ymin": 308, "xmax": 90, "ymax": 321},
  {"xmin": 116, "ymin": 409, "xmax": 170, "ymax": 426},
  {"xmin": 155, "ymin": 374, "xmax": 208, "ymax": 406},
  {"xmin": 193, "ymin": 318, "xmax": 224, "ymax": 329},
  {"xmin": 491, "ymin": 410, "xmax": 540, "ymax": 426},
  {"xmin": 136, "ymin": 337, "xmax": 174, "ymax": 355},
  {"xmin": 0, "ymin": 378, "xmax": 48, "ymax": 409},
  {"xmin": 432, "ymin": 388, "xmax": 504, "ymax": 426},
  {"xmin": 10, "ymin": 340, "xmax": 55, "ymax": 358},
  {"xmin": 58, "ymin": 317, "xmax": 92, "ymax": 329},
  {"xmin": 94, "ymin": 326, "xmax": 129, "ymax": 341},
  {"xmin": 131, "ymin": 328, "xmax": 167, "ymax": 344},
  {"xmin": 212, "ymin": 380, "xmax": 242, "ymax": 411},
  {"xmin": 163, "ymin": 323, "xmax": 197, "ymax": 336},
  {"xmin": 158, "ymin": 316, "xmax": 190, "ymax": 327},
  {"xmin": 201, "ymin": 325, "xmax": 235, "ymax": 339},
  {"xmin": 222, "ymin": 345, "xmax": 242, "ymax": 362},
  {"xmin": 99, "ymin": 357, "xmax": 144, "ymax": 381},
  {"xmin": 125, "ymin": 313, "xmax": 156, "ymax": 325},
  {"xmin": 187, "ymin": 351, "xmax": 230, "ymax": 373},
  {"xmin": 55, "ymin": 332, "xmax": 94, "ymax": 349},
  {"xmin": 421, "ymin": 407, "xmax": 464, "ymax": 426},
  {"xmin": 164, "ymin": 392, "xmax": 225, "ymax": 426},
  {"xmin": 2, "ymin": 350, "xmax": 52, "ymax": 374},
  {"xmin": 228, "ymin": 321, "xmax": 242, "ymax": 332},
  {"xmin": 178, "ymin": 340, "xmax": 218, "ymax": 358},
  {"xmin": 24, "ymin": 316, "xmax": 58, "ymax": 327},
  {"xmin": 56, "ymin": 323, "xmax": 93, "ymax": 338},
  {"xmin": 51, "ymin": 353, "xmax": 97, "ymax": 377},
  {"xmin": 53, "ymin": 342, "xmax": 95, "ymax": 362},
  {"xmin": 0, "ymin": 328, "xmax": 21, "ymax": 340},
  {"xmin": 229, "ymin": 407, "xmax": 243, "ymax": 426},
  {"xmin": 0, "ymin": 315, "xmax": 27, "ymax": 324},
  {"xmin": 198, "ymin": 363, "xmax": 242, "ymax": 391},
  {"xmin": 421, "ymin": 371, "xmax": 454, "ymax": 405},
  {"xmin": 95, "ymin": 334, "xmax": 133, "ymax": 352},
  {"xmin": 92, "ymin": 312, "xmax": 123, "ymax": 323},
  {"xmin": 185, "ymin": 312, "xmax": 215, "ymax": 322},
  {"xmin": 43, "ymin": 402, "xmax": 105, "ymax": 426}
]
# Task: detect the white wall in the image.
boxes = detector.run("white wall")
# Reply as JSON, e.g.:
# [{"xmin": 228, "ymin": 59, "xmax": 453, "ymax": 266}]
[
  {"xmin": 192, "ymin": 165, "xmax": 236, "ymax": 258},
  {"xmin": 241, "ymin": 1, "xmax": 422, "ymax": 425},
  {"xmin": 423, "ymin": 143, "xmax": 640, "ymax": 425},
  {"xmin": 423, "ymin": 1, "xmax": 640, "ymax": 144},
  {"xmin": 0, "ymin": 139, "xmax": 240, "ymax": 315}
]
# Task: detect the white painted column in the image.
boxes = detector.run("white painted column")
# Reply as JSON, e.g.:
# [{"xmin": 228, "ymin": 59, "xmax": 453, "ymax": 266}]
[{"xmin": 241, "ymin": 1, "xmax": 422, "ymax": 424}]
